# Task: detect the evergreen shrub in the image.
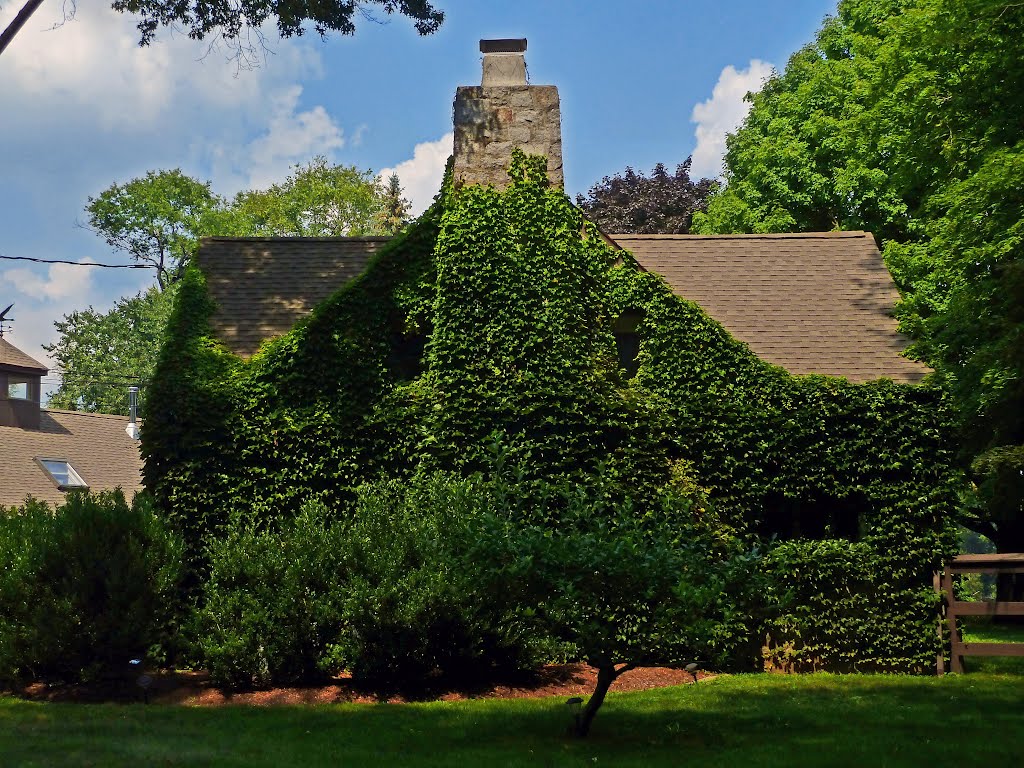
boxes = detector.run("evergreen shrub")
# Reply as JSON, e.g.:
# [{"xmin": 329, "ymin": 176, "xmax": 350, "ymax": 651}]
[
  {"xmin": 0, "ymin": 490, "xmax": 183, "ymax": 685},
  {"xmin": 195, "ymin": 501, "xmax": 347, "ymax": 688},
  {"xmin": 195, "ymin": 473, "xmax": 552, "ymax": 689},
  {"xmin": 327, "ymin": 473, "xmax": 550, "ymax": 686}
]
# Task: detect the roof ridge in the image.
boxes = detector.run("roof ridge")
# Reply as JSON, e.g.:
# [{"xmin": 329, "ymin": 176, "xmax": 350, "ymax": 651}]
[
  {"xmin": 44, "ymin": 409, "xmax": 132, "ymax": 422},
  {"xmin": 201, "ymin": 236, "xmax": 394, "ymax": 244},
  {"xmin": 609, "ymin": 231, "xmax": 869, "ymax": 240}
]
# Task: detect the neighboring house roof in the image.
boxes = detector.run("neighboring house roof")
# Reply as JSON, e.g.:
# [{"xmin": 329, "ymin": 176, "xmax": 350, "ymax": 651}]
[
  {"xmin": 614, "ymin": 232, "xmax": 930, "ymax": 384},
  {"xmin": 0, "ymin": 410, "xmax": 144, "ymax": 508},
  {"xmin": 197, "ymin": 237, "xmax": 390, "ymax": 358},
  {"xmin": 195, "ymin": 230, "xmax": 926, "ymax": 384},
  {"xmin": 0, "ymin": 337, "xmax": 48, "ymax": 374}
]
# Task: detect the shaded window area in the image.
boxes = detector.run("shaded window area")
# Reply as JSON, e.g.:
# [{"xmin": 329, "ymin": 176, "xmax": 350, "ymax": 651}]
[
  {"xmin": 387, "ymin": 332, "xmax": 428, "ymax": 381},
  {"xmin": 757, "ymin": 492, "xmax": 866, "ymax": 541},
  {"xmin": 37, "ymin": 458, "xmax": 89, "ymax": 491},
  {"xmin": 613, "ymin": 310, "xmax": 644, "ymax": 379},
  {"xmin": 7, "ymin": 375, "xmax": 30, "ymax": 400}
]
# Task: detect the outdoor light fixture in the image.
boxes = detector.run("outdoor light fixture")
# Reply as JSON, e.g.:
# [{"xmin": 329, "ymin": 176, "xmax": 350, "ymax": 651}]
[
  {"xmin": 566, "ymin": 696, "xmax": 584, "ymax": 731},
  {"xmin": 685, "ymin": 662, "xmax": 700, "ymax": 683},
  {"xmin": 130, "ymin": 658, "xmax": 153, "ymax": 703}
]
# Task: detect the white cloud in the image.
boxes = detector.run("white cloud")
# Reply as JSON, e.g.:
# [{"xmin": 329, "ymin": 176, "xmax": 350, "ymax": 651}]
[
  {"xmin": 378, "ymin": 132, "xmax": 453, "ymax": 216},
  {"xmin": 1, "ymin": 262, "xmax": 97, "ymax": 303},
  {"xmin": 243, "ymin": 86, "xmax": 346, "ymax": 189},
  {"xmin": 0, "ymin": 4, "xmax": 323, "ymax": 143},
  {"xmin": 0, "ymin": 260, "xmax": 107, "ymax": 375},
  {"xmin": 690, "ymin": 60, "xmax": 774, "ymax": 179}
]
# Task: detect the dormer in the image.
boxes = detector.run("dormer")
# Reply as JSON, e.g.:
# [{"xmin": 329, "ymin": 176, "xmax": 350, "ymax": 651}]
[{"xmin": 0, "ymin": 337, "xmax": 48, "ymax": 430}]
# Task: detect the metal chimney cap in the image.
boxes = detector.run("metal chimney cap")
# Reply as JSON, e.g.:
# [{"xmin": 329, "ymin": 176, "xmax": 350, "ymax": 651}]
[{"xmin": 480, "ymin": 38, "xmax": 527, "ymax": 54}]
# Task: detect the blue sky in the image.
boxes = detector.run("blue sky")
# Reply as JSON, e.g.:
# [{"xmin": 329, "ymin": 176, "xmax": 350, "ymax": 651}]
[{"xmin": 0, "ymin": 0, "xmax": 837, "ymax": 392}]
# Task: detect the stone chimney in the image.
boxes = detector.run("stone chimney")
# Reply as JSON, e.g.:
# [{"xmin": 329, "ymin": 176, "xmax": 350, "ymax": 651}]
[{"xmin": 452, "ymin": 39, "xmax": 564, "ymax": 189}]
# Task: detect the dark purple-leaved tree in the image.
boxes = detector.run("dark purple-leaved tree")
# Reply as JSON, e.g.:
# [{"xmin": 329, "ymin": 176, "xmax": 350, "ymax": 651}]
[{"xmin": 576, "ymin": 158, "xmax": 717, "ymax": 234}]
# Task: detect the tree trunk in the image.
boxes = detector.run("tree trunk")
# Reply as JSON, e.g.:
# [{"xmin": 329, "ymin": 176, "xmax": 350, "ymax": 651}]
[
  {"xmin": 0, "ymin": 0, "xmax": 45, "ymax": 56},
  {"xmin": 573, "ymin": 664, "xmax": 628, "ymax": 738}
]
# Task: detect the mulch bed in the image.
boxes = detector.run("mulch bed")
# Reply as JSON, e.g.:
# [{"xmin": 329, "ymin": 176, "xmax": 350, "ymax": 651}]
[{"xmin": 8, "ymin": 664, "xmax": 710, "ymax": 706}]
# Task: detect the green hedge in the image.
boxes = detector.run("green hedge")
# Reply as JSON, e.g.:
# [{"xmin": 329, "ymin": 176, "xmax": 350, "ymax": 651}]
[
  {"xmin": 146, "ymin": 150, "xmax": 965, "ymax": 672},
  {"xmin": 0, "ymin": 491, "xmax": 183, "ymax": 685}
]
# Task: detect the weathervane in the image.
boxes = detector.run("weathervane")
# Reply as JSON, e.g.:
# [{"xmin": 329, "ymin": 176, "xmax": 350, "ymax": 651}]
[{"xmin": 0, "ymin": 303, "xmax": 12, "ymax": 338}]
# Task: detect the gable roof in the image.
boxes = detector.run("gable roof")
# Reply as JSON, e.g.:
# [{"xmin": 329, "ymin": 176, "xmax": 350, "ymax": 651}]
[
  {"xmin": 195, "ymin": 230, "xmax": 927, "ymax": 384},
  {"xmin": 0, "ymin": 337, "xmax": 48, "ymax": 374},
  {"xmin": 196, "ymin": 237, "xmax": 390, "ymax": 358},
  {"xmin": 0, "ymin": 409, "xmax": 143, "ymax": 508},
  {"xmin": 614, "ymin": 232, "xmax": 930, "ymax": 384}
]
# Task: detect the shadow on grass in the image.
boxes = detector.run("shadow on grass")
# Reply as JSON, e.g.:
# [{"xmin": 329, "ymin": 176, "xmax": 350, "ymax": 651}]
[{"xmin": 2, "ymin": 674, "xmax": 1022, "ymax": 768}]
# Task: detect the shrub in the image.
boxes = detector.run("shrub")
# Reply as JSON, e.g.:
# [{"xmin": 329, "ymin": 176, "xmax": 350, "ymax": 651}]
[
  {"xmin": 194, "ymin": 501, "xmax": 347, "ymax": 689},
  {"xmin": 328, "ymin": 474, "xmax": 548, "ymax": 686},
  {"xmin": 0, "ymin": 490, "xmax": 184, "ymax": 685}
]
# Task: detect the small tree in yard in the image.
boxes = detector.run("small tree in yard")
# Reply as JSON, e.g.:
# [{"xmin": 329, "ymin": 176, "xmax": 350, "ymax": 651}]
[{"xmin": 480, "ymin": 490, "xmax": 770, "ymax": 738}]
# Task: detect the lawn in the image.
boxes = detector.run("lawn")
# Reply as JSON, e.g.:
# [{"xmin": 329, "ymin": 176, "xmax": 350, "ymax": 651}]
[
  {"xmin": 2, "ymin": 673, "xmax": 1022, "ymax": 768},
  {"xmin": 961, "ymin": 619, "xmax": 1024, "ymax": 674}
]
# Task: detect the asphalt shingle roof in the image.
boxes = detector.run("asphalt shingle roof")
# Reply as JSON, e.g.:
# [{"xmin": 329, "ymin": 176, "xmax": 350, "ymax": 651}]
[
  {"xmin": 196, "ymin": 237, "xmax": 390, "ymax": 358},
  {"xmin": 614, "ymin": 232, "xmax": 930, "ymax": 384},
  {"xmin": 195, "ymin": 231, "xmax": 927, "ymax": 384},
  {"xmin": 0, "ymin": 410, "xmax": 143, "ymax": 508},
  {"xmin": 0, "ymin": 337, "xmax": 48, "ymax": 374}
]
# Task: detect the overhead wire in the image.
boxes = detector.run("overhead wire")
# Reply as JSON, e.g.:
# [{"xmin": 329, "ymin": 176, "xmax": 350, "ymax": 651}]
[{"xmin": 0, "ymin": 253, "xmax": 154, "ymax": 269}]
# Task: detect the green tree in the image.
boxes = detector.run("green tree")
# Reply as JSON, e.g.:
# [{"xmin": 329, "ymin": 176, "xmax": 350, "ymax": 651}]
[
  {"xmin": 695, "ymin": 0, "xmax": 1024, "ymax": 551},
  {"xmin": 84, "ymin": 170, "xmax": 221, "ymax": 290},
  {"xmin": 221, "ymin": 157, "xmax": 390, "ymax": 237},
  {"xmin": 378, "ymin": 172, "xmax": 411, "ymax": 235},
  {"xmin": 480, "ymin": 487, "xmax": 768, "ymax": 738},
  {"xmin": 1, "ymin": 0, "xmax": 442, "ymax": 60},
  {"xmin": 61, "ymin": 159, "xmax": 404, "ymax": 415},
  {"xmin": 44, "ymin": 286, "xmax": 177, "ymax": 416}
]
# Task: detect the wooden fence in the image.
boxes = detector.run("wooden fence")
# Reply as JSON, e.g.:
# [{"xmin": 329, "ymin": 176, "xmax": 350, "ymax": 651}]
[{"xmin": 934, "ymin": 553, "xmax": 1024, "ymax": 674}]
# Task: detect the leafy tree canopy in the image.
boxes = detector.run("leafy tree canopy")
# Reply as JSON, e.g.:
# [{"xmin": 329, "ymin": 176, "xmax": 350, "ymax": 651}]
[
  {"xmin": 59, "ymin": 159, "xmax": 406, "ymax": 415},
  {"xmin": 694, "ymin": 0, "xmax": 1024, "ymax": 550},
  {"xmin": 217, "ymin": 157, "xmax": 393, "ymax": 238},
  {"xmin": 45, "ymin": 286, "xmax": 177, "ymax": 415},
  {"xmin": 1, "ymin": 0, "xmax": 443, "ymax": 61},
  {"xmin": 84, "ymin": 170, "xmax": 219, "ymax": 291},
  {"xmin": 576, "ymin": 159, "xmax": 716, "ymax": 234}
]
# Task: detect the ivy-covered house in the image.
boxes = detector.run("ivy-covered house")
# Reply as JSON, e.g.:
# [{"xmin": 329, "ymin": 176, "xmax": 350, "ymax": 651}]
[{"xmin": 147, "ymin": 40, "xmax": 963, "ymax": 672}]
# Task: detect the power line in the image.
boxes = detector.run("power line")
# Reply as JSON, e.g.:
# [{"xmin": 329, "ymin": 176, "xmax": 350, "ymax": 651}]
[
  {"xmin": 41, "ymin": 377, "xmax": 148, "ymax": 385},
  {"xmin": 0, "ymin": 254, "xmax": 154, "ymax": 269}
]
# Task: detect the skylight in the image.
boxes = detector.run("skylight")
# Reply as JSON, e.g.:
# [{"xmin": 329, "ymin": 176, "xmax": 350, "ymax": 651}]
[{"xmin": 38, "ymin": 459, "xmax": 88, "ymax": 490}]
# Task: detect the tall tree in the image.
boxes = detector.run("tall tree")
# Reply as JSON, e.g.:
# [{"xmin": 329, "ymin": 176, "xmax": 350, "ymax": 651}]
[
  {"xmin": 1, "ymin": 0, "xmax": 443, "ymax": 60},
  {"xmin": 84, "ymin": 170, "xmax": 221, "ymax": 291},
  {"xmin": 45, "ymin": 286, "xmax": 177, "ymax": 415},
  {"xmin": 221, "ymin": 157, "xmax": 390, "ymax": 237},
  {"xmin": 694, "ymin": 0, "xmax": 1024, "ymax": 550},
  {"xmin": 576, "ymin": 159, "xmax": 715, "ymax": 234},
  {"xmin": 56, "ymin": 159, "xmax": 407, "ymax": 414},
  {"xmin": 378, "ymin": 172, "xmax": 412, "ymax": 235}
]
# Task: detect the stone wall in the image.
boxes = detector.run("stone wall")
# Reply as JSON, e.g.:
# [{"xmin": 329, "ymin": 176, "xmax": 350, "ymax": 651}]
[{"xmin": 452, "ymin": 85, "xmax": 564, "ymax": 190}]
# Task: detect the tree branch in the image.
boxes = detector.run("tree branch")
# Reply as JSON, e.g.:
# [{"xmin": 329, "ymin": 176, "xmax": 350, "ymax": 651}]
[{"xmin": 0, "ymin": 0, "xmax": 45, "ymax": 56}]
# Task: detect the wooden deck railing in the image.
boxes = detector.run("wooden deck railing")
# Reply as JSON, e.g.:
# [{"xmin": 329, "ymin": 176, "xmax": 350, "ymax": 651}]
[{"xmin": 934, "ymin": 553, "xmax": 1024, "ymax": 674}]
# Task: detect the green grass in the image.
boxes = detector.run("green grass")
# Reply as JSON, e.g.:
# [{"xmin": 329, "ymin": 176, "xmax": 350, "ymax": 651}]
[
  {"xmin": 961, "ymin": 618, "xmax": 1024, "ymax": 674},
  {"xmin": 2, "ymin": 673, "xmax": 1022, "ymax": 768}
]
